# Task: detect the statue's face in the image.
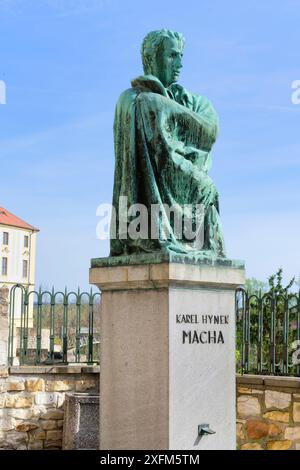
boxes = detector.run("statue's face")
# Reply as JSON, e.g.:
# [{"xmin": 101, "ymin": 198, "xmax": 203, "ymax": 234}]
[{"xmin": 153, "ymin": 37, "xmax": 183, "ymax": 87}]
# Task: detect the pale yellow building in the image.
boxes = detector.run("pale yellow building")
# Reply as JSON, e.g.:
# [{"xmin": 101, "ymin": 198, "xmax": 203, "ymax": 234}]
[{"xmin": 0, "ymin": 207, "xmax": 39, "ymax": 327}]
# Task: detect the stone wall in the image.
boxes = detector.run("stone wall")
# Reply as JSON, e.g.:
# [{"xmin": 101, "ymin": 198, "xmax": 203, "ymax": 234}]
[
  {"xmin": 237, "ymin": 375, "xmax": 300, "ymax": 450},
  {"xmin": 1, "ymin": 367, "xmax": 300, "ymax": 450},
  {"xmin": 0, "ymin": 365, "xmax": 99, "ymax": 450},
  {"xmin": 0, "ymin": 287, "xmax": 9, "ymax": 366}
]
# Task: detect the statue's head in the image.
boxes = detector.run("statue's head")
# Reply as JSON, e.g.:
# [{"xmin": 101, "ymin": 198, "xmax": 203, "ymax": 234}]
[{"xmin": 141, "ymin": 29, "xmax": 185, "ymax": 87}]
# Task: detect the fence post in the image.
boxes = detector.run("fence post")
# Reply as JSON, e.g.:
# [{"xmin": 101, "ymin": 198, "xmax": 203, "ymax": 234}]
[{"xmin": 0, "ymin": 286, "xmax": 9, "ymax": 366}]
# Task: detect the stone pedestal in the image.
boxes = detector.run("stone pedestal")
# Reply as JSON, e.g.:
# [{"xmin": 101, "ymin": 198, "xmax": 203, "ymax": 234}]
[{"xmin": 90, "ymin": 253, "xmax": 245, "ymax": 450}]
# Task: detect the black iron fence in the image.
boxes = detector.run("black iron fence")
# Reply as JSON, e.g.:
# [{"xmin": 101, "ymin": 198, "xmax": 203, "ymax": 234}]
[
  {"xmin": 7, "ymin": 284, "xmax": 300, "ymax": 376},
  {"xmin": 236, "ymin": 288, "xmax": 300, "ymax": 376},
  {"xmin": 8, "ymin": 284, "xmax": 100, "ymax": 366}
]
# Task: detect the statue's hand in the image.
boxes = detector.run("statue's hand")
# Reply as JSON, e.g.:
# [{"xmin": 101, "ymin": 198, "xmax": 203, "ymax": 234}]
[{"xmin": 168, "ymin": 83, "xmax": 192, "ymax": 107}]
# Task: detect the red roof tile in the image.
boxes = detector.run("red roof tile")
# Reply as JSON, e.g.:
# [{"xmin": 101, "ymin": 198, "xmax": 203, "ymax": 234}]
[{"xmin": 0, "ymin": 207, "xmax": 39, "ymax": 232}]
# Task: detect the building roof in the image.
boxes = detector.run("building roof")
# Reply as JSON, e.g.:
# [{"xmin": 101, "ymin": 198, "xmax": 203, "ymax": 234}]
[{"xmin": 0, "ymin": 207, "xmax": 39, "ymax": 232}]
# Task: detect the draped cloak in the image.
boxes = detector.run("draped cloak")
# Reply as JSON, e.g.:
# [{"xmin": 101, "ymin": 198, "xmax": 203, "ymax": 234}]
[{"xmin": 110, "ymin": 74, "xmax": 226, "ymax": 258}]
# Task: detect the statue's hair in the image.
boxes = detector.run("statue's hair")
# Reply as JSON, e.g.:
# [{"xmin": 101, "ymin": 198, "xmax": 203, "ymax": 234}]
[{"xmin": 141, "ymin": 29, "xmax": 185, "ymax": 74}]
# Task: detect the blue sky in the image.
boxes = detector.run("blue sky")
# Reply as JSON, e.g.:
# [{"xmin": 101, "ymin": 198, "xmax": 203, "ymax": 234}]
[{"xmin": 0, "ymin": 0, "xmax": 299, "ymax": 290}]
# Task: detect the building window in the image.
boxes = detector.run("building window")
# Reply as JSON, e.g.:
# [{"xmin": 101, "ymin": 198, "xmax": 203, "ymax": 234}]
[
  {"xmin": 1, "ymin": 257, "xmax": 8, "ymax": 275},
  {"xmin": 3, "ymin": 232, "xmax": 9, "ymax": 245},
  {"xmin": 24, "ymin": 235, "xmax": 29, "ymax": 248},
  {"xmin": 22, "ymin": 260, "xmax": 28, "ymax": 278}
]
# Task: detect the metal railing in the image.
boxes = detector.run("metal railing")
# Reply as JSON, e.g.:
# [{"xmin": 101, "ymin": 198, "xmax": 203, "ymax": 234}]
[
  {"xmin": 8, "ymin": 284, "xmax": 100, "ymax": 366},
  {"xmin": 236, "ymin": 288, "xmax": 300, "ymax": 376},
  {"xmin": 8, "ymin": 284, "xmax": 300, "ymax": 376}
]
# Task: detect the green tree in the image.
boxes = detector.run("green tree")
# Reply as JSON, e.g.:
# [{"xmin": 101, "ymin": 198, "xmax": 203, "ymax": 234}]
[{"xmin": 237, "ymin": 268, "xmax": 299, "ymax": 376}]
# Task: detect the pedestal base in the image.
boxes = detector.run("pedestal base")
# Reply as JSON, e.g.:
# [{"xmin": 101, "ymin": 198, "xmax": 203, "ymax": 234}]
[{"xmin": 90, "ymin": 255, "xmax": 245, "ymax": 450}]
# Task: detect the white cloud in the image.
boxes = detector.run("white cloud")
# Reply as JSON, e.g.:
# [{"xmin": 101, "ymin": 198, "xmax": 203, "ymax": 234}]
[
  {"xmin": 0, "ymin": 112, "xmax": 111, "ymax": 156},
  {"xmin": 44, "ymin": 0, "xmax": 108, "ymax": 17},
  {"xmin": 0, "ymin": 0, "xmax": 108, "ymax": 16}
]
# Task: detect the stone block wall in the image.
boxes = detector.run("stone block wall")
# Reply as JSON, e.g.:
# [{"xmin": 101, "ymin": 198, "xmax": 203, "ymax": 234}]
[
  {"xmin": 0, "ymin": 365, "xmax": 99, "ymax": 450},
  {"xmin": 237, "ymin": 375, "xmax": 300, "ymax": 450},
  {"xmin": 1, "ymin": 366, "xmax": 300, "ymax": 450}
]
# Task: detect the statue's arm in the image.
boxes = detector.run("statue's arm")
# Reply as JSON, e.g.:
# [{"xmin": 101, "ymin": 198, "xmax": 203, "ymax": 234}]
[
  {"xmin": 136, "ymin": 92, "xmax": 216, "ymax": 173},
  {"xmin": 169, "ymin": 84, "xmax": 219, "ymax": 146}
]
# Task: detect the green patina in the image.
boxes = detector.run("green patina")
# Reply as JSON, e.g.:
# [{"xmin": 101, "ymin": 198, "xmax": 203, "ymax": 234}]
[
  {"xmin": 91, "ymin": 252, "xmax": 244, "ymax": 269},
  {"xmin": 109, "ymin": 29, "xmax": 227, "ymax": 262}
]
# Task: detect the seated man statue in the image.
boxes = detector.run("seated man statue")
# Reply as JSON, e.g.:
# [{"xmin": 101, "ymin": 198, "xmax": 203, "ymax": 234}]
[{"xmin": 110, "ymin": 29, "xmax": 226, "ymax": 259}]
